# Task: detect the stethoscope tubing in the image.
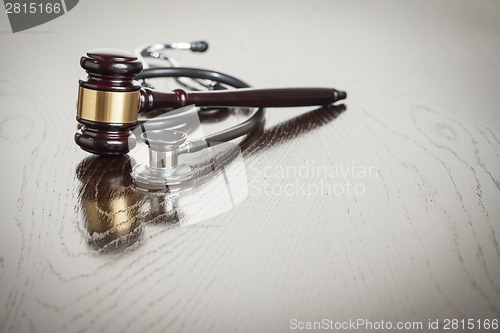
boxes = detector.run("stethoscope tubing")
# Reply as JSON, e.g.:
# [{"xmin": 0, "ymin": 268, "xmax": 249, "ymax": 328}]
[{"xmin": 135, "ymin": 67, "xmax": 265, "ymax": 147}]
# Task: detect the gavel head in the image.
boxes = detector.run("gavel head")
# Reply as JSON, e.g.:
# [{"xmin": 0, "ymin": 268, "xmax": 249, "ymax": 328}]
[{"xmin": 75, "ymin": 49, "xmax": 143, "ymax": 155}]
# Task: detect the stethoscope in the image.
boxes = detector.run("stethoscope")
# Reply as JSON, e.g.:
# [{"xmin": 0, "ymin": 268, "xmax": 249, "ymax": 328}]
[{"xmin": 75, "ymin": 41, "xmax": 346, "ymax": 189}]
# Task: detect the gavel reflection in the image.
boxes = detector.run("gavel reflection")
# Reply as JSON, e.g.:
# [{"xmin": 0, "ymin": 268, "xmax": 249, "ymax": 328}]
[
  {"xmin": 76, "ymin": 156, "xmax": 179, "ymax": 251},
  {"xmin": 75, "ymin": 103, "xmax": 345, "ymax": 251}
]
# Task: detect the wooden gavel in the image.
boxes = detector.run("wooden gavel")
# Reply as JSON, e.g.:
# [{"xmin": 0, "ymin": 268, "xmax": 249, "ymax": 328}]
[{"xmin": 75, "ymin": 49, "xmax": 347, "ymax": 155}]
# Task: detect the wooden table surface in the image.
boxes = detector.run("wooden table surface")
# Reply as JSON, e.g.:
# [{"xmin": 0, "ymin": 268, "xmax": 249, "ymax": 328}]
[{"xmin": 1, "ymin": 1, "xmax": 499, "ymax": 332}]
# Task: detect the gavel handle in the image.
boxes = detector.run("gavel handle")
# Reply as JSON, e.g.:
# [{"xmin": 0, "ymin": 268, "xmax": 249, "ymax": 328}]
[{"xmin": 140, "ymin": 88, "xmax": 347, "ymax": 112}]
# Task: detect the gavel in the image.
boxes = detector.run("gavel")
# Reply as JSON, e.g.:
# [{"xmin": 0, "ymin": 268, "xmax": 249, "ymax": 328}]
[{"xmin": 75, "ymin": 49, "xmax": 347, "ymax": 155}]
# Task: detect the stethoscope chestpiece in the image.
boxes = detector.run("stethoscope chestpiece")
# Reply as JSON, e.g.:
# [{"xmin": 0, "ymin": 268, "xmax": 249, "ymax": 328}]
[{"xmin": 131, "ymin": 129, "xmax": 195, "ymax": 189}]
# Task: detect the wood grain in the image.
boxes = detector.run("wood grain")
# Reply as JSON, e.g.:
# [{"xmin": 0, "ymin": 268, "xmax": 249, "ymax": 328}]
[{"xmin": 0, "ymin": 0, "xmax": 499, "ymax": 332}]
